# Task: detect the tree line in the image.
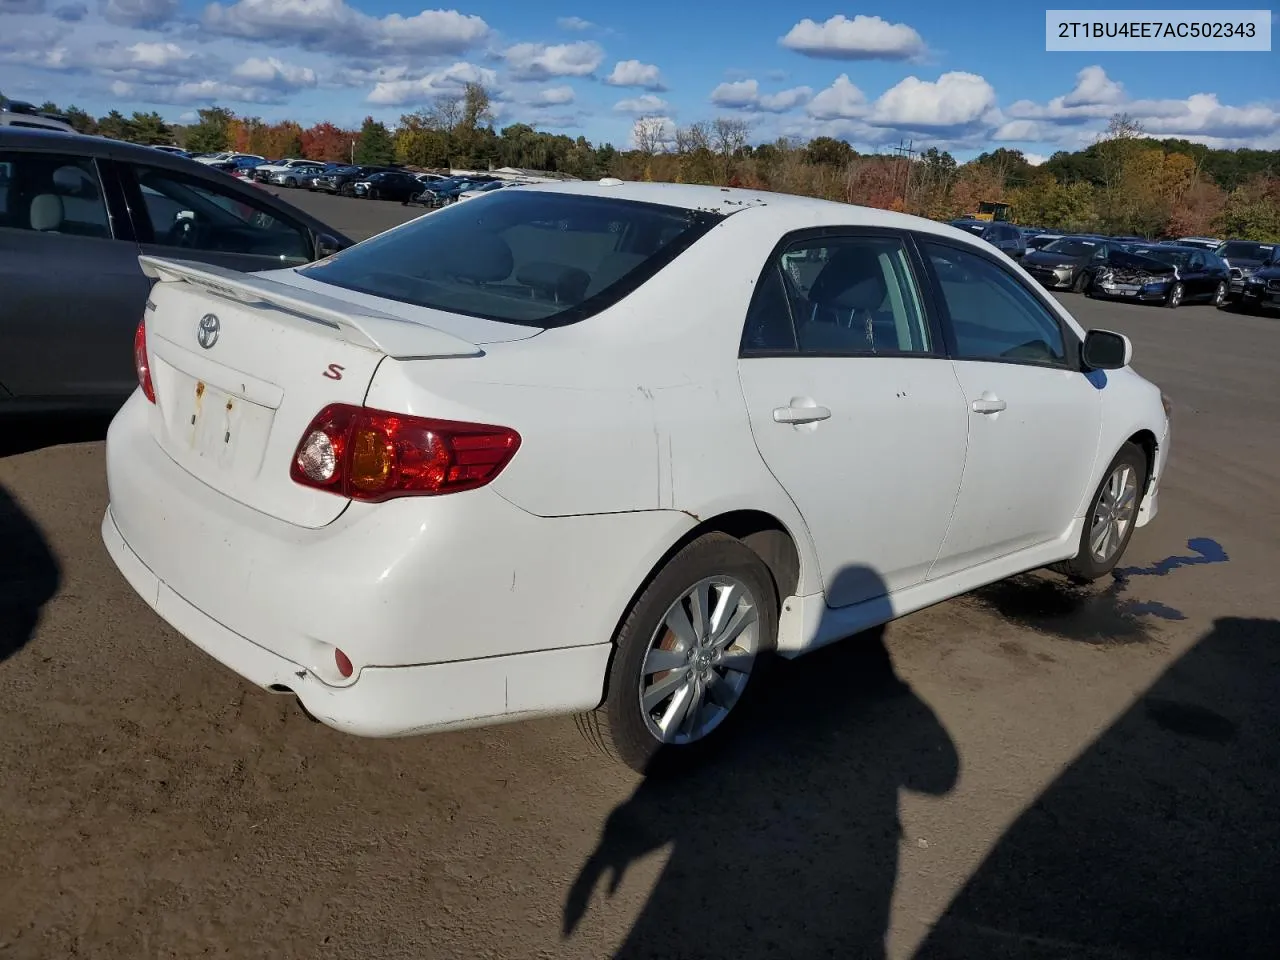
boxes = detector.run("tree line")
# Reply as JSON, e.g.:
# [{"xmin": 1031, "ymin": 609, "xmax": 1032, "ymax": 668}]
[{"xmin": 12, "ymin": 85, "xmax": 1279, "ymax": 241}]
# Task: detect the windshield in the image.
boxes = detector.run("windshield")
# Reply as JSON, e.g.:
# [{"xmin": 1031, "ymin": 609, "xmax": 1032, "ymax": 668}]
[
  {"xmin": 1219, "ymin": 241, "xmax": 1272, "ymax": 261},
  {"xmin": 1042, "ymin": 238, "xmax": 1099, "ymax": 257},
  {"xmin": 950, "ymin": 220, "xmax": 987, "ymax": 235},
  {"xmin": 1130, "ymin": 247, "xmax": 1189, "ymax": 266},
  {"xmin": 299, "ymin": 189, "xmax": 724, "ymax": 327}
]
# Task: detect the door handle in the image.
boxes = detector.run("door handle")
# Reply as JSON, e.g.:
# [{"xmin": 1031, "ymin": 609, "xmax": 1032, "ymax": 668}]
[
  {"xmin": 773, "ymin": 404, "xmax": 832, "ymax": 424},
  {"xmin": 971, "ymin": 397, "xmax": 1007, "ymax": 414}
]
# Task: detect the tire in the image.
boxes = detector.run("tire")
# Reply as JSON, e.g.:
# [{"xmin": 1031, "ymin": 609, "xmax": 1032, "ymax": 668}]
[
  {"xmin": 1164, "ymin": 282, "xmax": 1184, "ymax": 308},
  {"xmin": 1212, "ymin": 281, "xmax": 1227, "ymax": 307},
  {"xmin": 1052, "ymin": 442, "xmax": 1147, "ymax": 582},
  {"xmin": 284, "ymin": 177, "xmax": 297, "ymax": 188},
  {"xmin": 1072, "ymin": 270, "xmax": 1088, "ymax": 293},
  {"xmin": 576, "ymin": 532, "xmax": 779, "ymax": 775}
]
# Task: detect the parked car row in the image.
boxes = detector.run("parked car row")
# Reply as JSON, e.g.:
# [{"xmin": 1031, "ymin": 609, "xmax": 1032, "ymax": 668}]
[{"xmin": 947, "ymin": 219, "xmax": 1276, "ymax": 313}]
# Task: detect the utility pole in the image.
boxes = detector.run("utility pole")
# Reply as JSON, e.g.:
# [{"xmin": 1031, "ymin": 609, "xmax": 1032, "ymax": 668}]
[{"xmin": 891, "ymin": 138, "xmax": 917, "ymax": 208}]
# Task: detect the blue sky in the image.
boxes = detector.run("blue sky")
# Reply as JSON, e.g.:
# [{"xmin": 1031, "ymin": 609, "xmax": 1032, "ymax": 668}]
[{"xmin": 1, "ymin": 1, "xmax": 1276, "ymax": 161}]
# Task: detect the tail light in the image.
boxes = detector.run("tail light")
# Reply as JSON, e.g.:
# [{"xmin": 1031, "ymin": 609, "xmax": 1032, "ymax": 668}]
[
  {"xmin": 134, "ymin": 318, "xmax": 155, "ymax": 403},
  {"xmin": 290, "ymin": 403, "xmax": 521, "ymax": 502}
]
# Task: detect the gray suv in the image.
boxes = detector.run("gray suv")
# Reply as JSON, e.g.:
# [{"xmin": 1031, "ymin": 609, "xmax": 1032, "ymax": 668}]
[
  {"xmin": 949, "ymin": 218, "xmax": 1027, "ymax": 259},
  {"xmin": 0, "ymin": 128, "xmax": 353, "ymax": 413}
]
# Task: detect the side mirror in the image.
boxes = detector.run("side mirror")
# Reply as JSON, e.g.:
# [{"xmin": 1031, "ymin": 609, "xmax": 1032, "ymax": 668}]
[
  {"xmin": 314, "ymin": 233, "xmax": 345, "ymax": 260},
  {"xmin": 1082, "ymin": 329, "xmax": 1132, "ymax": 370}
]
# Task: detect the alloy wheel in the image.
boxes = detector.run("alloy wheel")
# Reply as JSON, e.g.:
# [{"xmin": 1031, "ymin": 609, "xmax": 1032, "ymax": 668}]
[
  {"xmin": 1214, "ymin": 282, "xmax": 1227, "ymax": 306},
  {"xmin": 1090, "ymin": 463, "xmax": 1139, "ymax": 563},
  {"xmin": 638, "ymin": 576, "xmax": 760, "ymax": 745}
]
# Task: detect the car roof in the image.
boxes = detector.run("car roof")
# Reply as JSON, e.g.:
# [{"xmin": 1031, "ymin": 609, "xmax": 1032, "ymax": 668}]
[
  {"xmin": 517, "ymin": 179, "xmax": 1007, "ymax": 240},
  {"xmin": 1, "ymin": 127, "xmax": 205, "ymax": 169}
]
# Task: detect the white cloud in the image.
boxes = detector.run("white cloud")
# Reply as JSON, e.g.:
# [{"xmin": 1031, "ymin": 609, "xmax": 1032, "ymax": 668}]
[
  {"xmin": 779, "ymin": 15, "xmax": 926, "ymax": 61},
  {"xmin": 102, "ymin": 0, "xmax": 177, "ymax": 27},
  {"xmin": 534, "ymin": 84, "xmax": 575, "ymax": 105},
  {"xmin": 366, "ymin": 60, "xmax": 498, "ymax": 105},
  {"xmin": 556, "ymin": 16, "xmax": 593, "ymax": 31},
  {"xmin": 1138, "ymin": 93, "xmax": 1280, "ymax": 140},
  {"xmin": 1024, "ymin": 153, "xmax": 1049, "ymax": 166},
  {"xmin": 1006, "ymin": 66, "xmax": 1280, "ymax": 146},
  {"xmin": 710, "ymin": 78, "xmax": 811, "ymax": 113},
  {"xmin": 869, "ymin": 71, "xmax": 997, "ymax": 131},
  {"xmin": 111, "ymin": 77, "xmax": 291, "ymax": 105},
  {"xmin": 231, "ymin": 56, "xmax": 317, "ymax": 92},
  {"xmin": 1062, "ymin": 65, "xmax": 1125, "ymax": 107},
  {"xmin": 605, "ymin": 59, "xmax": 666, "ymax": 91},
  {"xmin": 807, "ymin": 74, "xmax": 868, "ymax": 120},
  {"xmin": 614, "ymin": 93, "xmax": 668, "ymax": 114},
  {"xmin": 994, "ymin": 119, "xmax": 1051, "ymax": 141},
  {"xmin": 503, "ymin": 40, "xmax": 603, "ymax": 80},
  {"xmin": 203, "ymin": 0, "xmax": 490, "ymax": 58}
]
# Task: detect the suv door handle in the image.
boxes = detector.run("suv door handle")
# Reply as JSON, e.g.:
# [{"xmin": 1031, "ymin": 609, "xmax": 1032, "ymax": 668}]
[
  {"xmin": 971, "ymin": 397, "xmax": 1007, "ymax": 414},
  {"xmin": 773, "ymin": 404, "xmax": 832, "ymax": 424}
]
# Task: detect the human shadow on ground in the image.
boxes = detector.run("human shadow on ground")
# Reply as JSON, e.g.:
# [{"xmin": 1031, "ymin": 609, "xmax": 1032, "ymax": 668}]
[
  {"xmin": 916, "ymin": 615, "xmax": 1280, "ymax": 960},
  {"xmin": 564, "ymin": 566, "xmax": 959, "ymax": 960},
  {"xmin": 0, "ymin": 484, "xmax": 61, "ymax": 661}
]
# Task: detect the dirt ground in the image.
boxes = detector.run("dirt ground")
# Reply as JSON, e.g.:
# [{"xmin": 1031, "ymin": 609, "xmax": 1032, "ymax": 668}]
[{"xmin": 2, "ymin": 193, "xmax": 1277, "ymax": 959}]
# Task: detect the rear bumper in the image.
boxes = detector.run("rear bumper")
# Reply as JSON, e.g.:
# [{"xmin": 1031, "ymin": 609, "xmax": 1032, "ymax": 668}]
[
  {"xmin": 102, "ymin": 507, "xmax": 611, "ymax": 736},
  {"xmin": 101, "ymin": 391, "xmax": 696, "ymax": 736}
]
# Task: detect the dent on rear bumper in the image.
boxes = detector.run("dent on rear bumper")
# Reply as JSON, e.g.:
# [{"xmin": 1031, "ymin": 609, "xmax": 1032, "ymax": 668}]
[{"xmin": 103, "ymin": 506, "xmax": 612, "ymax": 736}]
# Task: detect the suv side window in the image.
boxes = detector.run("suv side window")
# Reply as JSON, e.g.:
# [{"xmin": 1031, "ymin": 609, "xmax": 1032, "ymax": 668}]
[
  {"xmin": 0, "ymin": 152, "xmax": 112, "ymax": 239},
  {"xmin": 922, "ymin": 240, "xmax": 1068, "ymax": 366},
  {"xmin": 124, "ymin": 164, "xmax": 313, "ymax": 264},
  {"xmin": 742, "ymin": 234, "xmax": 933, "ymax": 356}
]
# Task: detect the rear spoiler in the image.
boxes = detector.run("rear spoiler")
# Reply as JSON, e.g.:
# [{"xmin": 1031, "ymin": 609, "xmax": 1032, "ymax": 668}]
[{"xmin": 139, "ymin": 255, "xmax": 483, "ymax": 360}]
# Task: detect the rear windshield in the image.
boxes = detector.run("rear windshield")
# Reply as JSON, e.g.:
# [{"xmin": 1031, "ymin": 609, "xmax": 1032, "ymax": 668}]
[
  {"xmin": 1219, "ymin": 241, "xmax": 1273, "ymax": 261},
  {"xmin": 1042, "ymin": 238, "xmax": 1098, "ymax": 257},
  {"xmin": 1132, "ymin": 247, "xmax": 1189, "ymax": 266},
  {"xmin": 300, "ymin": 189, "xmax": 723, "ymax": 327}
]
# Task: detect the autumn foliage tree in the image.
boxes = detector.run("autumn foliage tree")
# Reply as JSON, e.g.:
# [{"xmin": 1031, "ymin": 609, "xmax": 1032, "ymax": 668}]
[{"xmin": 301, "ymin": 122, "xmax": 355, "ymax": 163}]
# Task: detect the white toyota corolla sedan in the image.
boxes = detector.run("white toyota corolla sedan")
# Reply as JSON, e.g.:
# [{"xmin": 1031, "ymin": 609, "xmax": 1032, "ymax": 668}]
[{"xmin": 102, "ymin": 181, "xmax": 1171, "ymax": 773}]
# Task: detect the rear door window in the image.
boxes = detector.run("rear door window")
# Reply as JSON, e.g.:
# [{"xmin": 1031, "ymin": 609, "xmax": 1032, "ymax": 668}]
[{"xmin": 0, "ymin": 151, "xmax": 112, "ymax": 238}]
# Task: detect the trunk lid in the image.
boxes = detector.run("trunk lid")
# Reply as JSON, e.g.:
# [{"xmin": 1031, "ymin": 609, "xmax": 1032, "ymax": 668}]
[{"xmin": 138, "ymin": 255, "xmax": 487, "ymax": 528}]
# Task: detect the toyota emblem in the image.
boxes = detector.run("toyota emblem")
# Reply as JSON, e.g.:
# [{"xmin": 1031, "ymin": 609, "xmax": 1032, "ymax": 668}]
[{"xmin": 197, "ymin": 313, "xmax": 220, "ymax": 349}]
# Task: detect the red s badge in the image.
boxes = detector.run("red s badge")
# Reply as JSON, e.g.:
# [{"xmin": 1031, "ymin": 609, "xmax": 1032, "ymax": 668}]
[{"xmin": 323, "ymin": 364, "xmax": 345, "ymax": 381}]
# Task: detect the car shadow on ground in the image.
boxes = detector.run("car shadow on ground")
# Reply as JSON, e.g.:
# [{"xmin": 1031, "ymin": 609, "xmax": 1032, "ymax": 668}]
[
  {"xmin": 564, "ymin": 567, "xmax": 960, "ymax": 960},
  {"xmin": 0, "ymin": 484, "xmax": 61, "ymax": 661},
  {"xmin": 916, "ymin": 614, "xmax": 1280, "ymax": 959},
  {"xmin": 0, "ymin": 411, "xmax": 113, "ymax": 458}
]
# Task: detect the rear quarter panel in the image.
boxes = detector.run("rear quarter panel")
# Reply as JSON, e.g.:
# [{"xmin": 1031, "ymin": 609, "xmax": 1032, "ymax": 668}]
[{"xmin": 362, "ymin": 209, "xmax": 825, "ymax": 592}]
